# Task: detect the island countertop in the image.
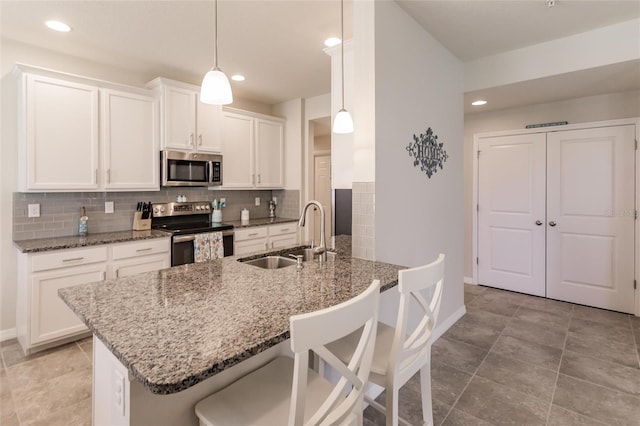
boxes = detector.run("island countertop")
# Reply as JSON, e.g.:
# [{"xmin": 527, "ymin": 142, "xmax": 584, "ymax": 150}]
[{"xmin": 58, "ymin": 236, "xmax": 404, "ymax": 395}]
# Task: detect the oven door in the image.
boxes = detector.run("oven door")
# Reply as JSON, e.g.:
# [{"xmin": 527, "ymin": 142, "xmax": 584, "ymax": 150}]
[{"xmin": 171, "ymin": 231, "xmax": 234, "ymax": 266}]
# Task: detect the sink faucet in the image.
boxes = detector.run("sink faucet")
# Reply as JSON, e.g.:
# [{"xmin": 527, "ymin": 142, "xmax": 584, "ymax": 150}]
[{"xmin": 298, "ymin": 200, "xmax": 326, "ymax": 262}]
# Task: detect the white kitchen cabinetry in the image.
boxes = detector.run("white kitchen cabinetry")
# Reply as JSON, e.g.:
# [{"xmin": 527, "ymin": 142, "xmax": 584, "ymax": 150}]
[
  {"xmin": 16, "ymin": 238, "xmax": 170, "ymax": 354},
  {"xmin": 234, "ymin": 224, "xmax": 298, "ymax": 255},
  {"xmin": 101, "ymin": 89, "xmax": 159, "ymax": 190},
  {"xmin": 148, "ymin": 77, "xmax": 221, "ymax": 153},
  {"xmin": 15, "ymin": 65, "xmax": 159, "ymax": 192},
  {"xmin": 221, "ymin": 108, "xmax": 284, "ymax": 189},
  {"xmin": 110, "ymin": 239, "xmax": 170, "ymax": 278},
  {"xmin": 21, "ymin": 73, "xmax": 100, "ymax": 191}
]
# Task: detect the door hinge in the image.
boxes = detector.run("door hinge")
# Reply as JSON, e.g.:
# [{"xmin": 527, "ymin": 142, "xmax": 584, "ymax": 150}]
[
  {"xmin": 635, "ymin": 139, "xmax": 638, "ymax": 150},
  {"xmin": 476, "ymin": 204, "xmax": 479, "ymax": 212},
  {"xmin": 476, "ymin": 257, "xmax": 479, "ymax": 265},
  {"xmin": 634, "ymin": 279, "xmax": 637, "ymax": 290},
  {"xmin": 477, "ymin": 150, "xmax": 481, "ymax": 158},
  {"xmin": 635, "ymin": 210, "xmax": 638, "ymax": 220}
]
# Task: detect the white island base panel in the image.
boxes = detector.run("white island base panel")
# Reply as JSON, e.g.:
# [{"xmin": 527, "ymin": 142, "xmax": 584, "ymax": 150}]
[{"xmin": 92, "ymin": 336, "xmax": 292, "ymax": 426}]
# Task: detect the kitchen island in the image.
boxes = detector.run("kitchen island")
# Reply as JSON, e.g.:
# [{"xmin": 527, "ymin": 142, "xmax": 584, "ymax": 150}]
[{"xmin": 59, "ymin": 236, "xmax": 404, "ymax": 425}]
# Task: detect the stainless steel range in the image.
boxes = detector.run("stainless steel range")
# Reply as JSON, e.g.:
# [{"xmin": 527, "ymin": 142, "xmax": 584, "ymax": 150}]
[{"xmin": 151, "ymin": 201, "xmax": 234, "ymax": 266}]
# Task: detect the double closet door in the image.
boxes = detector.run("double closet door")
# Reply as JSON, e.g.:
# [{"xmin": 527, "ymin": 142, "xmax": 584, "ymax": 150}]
[{"xmin": 478, "ymin": 125, "xmax": 636, "ymax": 313}]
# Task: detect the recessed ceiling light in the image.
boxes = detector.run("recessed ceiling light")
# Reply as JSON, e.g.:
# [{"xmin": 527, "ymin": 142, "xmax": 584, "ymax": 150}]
[
  {"xmin": 231, "ymin": 75, "xmax": 245, "ymax": 82},
  {"xmin": 471, "ymin": 100, "xmax": 487, "ymax": 106},
  {"xmin": 45, "ymin": 20, "xmax": 72, "ymax": 32},
  {"xmin": 324, "ymin": 37, "xmax": 341, "ymax": 47}
]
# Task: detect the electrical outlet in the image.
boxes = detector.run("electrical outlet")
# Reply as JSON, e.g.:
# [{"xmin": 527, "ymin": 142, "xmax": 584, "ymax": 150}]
[
  {"xmin": 105, "ymin": 201, "xmax": 114, "ymax": 214},
  {"xmin": 255, "ymin": 197, "xmax": 260, "ymax": 206},
  {"xmin": 27, "ymin": 204, "xmax": 40, "ymax": 218}
]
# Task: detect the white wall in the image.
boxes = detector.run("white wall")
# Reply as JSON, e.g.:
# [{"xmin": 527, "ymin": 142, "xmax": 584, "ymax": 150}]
[
  {"xmin": 272, "ymin": 98, "xmax": 303, "ymax": 190},
  {"xmin": 463, "ymin": 89, "xmax": 640, "ymax": 279},
  {"xmin": 373, "ymin": 2, "xmax": 465, "ymax": 328}
]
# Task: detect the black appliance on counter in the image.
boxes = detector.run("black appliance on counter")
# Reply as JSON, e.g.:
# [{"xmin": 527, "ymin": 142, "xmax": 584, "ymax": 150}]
[{"xmin": 151, "ymin": 201, "xmax": 234, "ymax": 266}]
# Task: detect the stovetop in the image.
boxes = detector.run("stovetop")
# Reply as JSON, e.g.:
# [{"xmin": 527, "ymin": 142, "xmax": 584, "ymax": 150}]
[
  {"xmin": 152, "ymin": 221, "xmax": 233, "ymax": 235},
  {"xmin": 150, "ymin": 201, "xmax": 233, "ymax": 235}
]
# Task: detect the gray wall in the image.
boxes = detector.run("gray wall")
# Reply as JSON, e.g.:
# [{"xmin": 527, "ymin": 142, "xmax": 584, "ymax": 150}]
[
  {"xmin": 374, "ymin": 2, "xmax": 465, "ymax": 328},
  {"xmin": 463, "ymin": 90, "xmax": 640, "ymax": 279}
]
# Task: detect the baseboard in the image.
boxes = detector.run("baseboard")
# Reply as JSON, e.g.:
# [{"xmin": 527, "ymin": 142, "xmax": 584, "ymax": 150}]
[
  {"xmin": 464, "ymin": 276, "xmax": 474, "ymax": 284},
  {"xmin": 0, "ymin": 328, "xmax": 17, "ymax": 342},
  {"xmin": 433, "ymin": 305, "xmax": 466, "ymax": 341}
]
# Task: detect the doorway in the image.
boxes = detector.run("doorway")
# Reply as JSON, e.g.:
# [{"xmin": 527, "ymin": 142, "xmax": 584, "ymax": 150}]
[{"xmin": 309, "ymin": 118, "xmax": 332, "ymax": 243}]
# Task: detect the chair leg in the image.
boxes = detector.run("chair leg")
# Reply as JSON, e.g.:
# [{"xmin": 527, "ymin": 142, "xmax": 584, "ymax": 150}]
[
  {"xmin": 419, "ymin": 358, "xmax": 434, "ymax": 426},
  {"xmin": 385, "ymin": 387, "xmax": 399, "ymax": 426}
]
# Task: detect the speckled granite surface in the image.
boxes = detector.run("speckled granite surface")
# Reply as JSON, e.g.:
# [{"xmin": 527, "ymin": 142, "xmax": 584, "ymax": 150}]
[
  {"xmin": 225, "ymin": 216, "xmax": 298, "ymax": 228},
  {"xmin": 59, "ymin": 235, "xmax": 404, "ymax": 395},
  {"xmin": 14, "ymin": 229, "xmax": 171, "ymax": 253}
]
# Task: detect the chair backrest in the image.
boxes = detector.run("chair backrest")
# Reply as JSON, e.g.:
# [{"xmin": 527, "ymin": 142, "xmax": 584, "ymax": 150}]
[
  {"xmin": 389, "ymin": 254, "xmax": 445, "ymax": 384},
  {"xmin": 288, "ymin": 279, "xmax": 380, "ymax": 426}
]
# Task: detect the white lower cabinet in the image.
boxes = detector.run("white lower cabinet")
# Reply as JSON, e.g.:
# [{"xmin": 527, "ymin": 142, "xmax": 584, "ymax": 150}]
[
  {"xmin": 16, "ymin": 238, "xmax": 170, "ymax": 354},
  {"xmin": 234, "ymin": 224, "xmax": 298, "ymax": 256}
]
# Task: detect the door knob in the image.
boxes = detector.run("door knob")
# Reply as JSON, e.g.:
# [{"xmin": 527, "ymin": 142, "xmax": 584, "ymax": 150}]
[
  {"xmin": 549, "ymin": 221, "xmax": 557, "ymax": 227},
  {"xmin": 535, "ymin": 220, "xmax": 543, "ymax": 226}
]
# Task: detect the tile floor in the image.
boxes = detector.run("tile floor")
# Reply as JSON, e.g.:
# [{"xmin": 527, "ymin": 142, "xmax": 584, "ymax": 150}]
[{"xmin": 1, "ymin": 284, "xmax": 639, "ymax": 426}]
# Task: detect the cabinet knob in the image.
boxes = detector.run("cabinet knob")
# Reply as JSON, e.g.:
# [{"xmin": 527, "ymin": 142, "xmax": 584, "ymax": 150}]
[
  {"xmin": 549, "ymin": 221, "xmax": 557, "ymax": 227},
  {"xmin": 535, "ymin": 220, "xmax": 543, "ymax": 226}
]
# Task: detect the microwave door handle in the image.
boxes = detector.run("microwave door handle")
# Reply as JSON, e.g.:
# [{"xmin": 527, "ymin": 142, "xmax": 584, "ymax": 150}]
[{"xmin": 210, "ymin": 161, "xmax": 216, "ymax": 183}]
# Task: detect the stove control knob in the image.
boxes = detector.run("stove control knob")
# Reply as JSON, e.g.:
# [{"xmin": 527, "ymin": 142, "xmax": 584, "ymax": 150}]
[
  {"xmin": 204, "ymin": 205, "xmax": 210, "ymax": 210},
  {"xmin": 153, "ymin": 207, "xmax": 160, "ymax": 214},
  {"xmin": 160, "ymin": 206, "xmax": 166, "ymax": 213}
]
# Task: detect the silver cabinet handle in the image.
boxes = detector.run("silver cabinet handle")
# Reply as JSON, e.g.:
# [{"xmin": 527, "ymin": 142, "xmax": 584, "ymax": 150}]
[
  {"xmin": 252, "ymin": 174, "xmax": 255, "ymax": 185},
  {"xmin": 549, "ymin": 221, "xmax": 557, "ymax": 227},
  {"xmin": 199, "ymin": 134, "xmax": 203, "ymax": 146},
  {"xmin": 136, "ymin": 247, "xmax": 152, "ymax": 252},
  {"xmin": 248, "ymin": 232, "xmax": 258, "ymax": 237},
  {"xmin": 115, "ymin": 269, "xmax": 119, "ymax": 278},
  {"xmin": 257, "ymin": 174, "xmax": 261, "ymax": 184},
  {"xmin": 189, "ymin": 133, "xmax": 194, "ymax": 146},
  {"xmin": 535, "ymin": 220, "xmax": 543, "ymax": 226},
  {"xmin": 281, "ymin": 228, "xmax": 290, "ymax": 232},
  {"xmin": 95, "ymin": 169, "xmax": 98, "ymax": 184},
  {"xmin": 107, "ymin": 169, "xmax": 111, "ymax": 184},
  {"xmin": 62, "ymin": 257, "xmax": 84, "ymax": 262}
]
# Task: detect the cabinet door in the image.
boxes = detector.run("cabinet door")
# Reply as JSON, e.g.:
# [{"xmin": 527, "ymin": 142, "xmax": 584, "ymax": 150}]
[
  {"xmin": 31, "ymin": 264, "xmax": 106, "ymax": 344},
  {"xmin": 235, "ymin": 238, "xmax": 268, "ymax": 256},
  {"xmin": 255, "ymin": 119, "xmax": 284, "ymax": 188},
  {"xmin": 162, "ymin": 85, "xmax": 196, "ymax": 150},
  {"xmin": 24, "ymin": 74, "xmax": 99, "ymax": 190},
  {"xmin": 111, "ymin": 253, "xmax": 169, "ymax": 278},
  {"xmin": 196, "ymin": 97, "xmax": 222, "ymax": 153},
  {"xmin": 101, "ymin": 89, "xmax": 159, "ymax": 190},
  {"xmin": 221, "ymin": 112, "xmax": 254, "ymax": 188},
  {"xmin": 269, "ymin": 234, "xmax": 297, "ymax": 250}
]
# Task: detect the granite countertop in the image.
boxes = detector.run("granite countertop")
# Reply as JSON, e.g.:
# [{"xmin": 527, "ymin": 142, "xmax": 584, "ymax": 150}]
[
  {"xmin": 14, "ymin": 229, "xmax": 171, "ymax": 253},
  {"xmin": 225, "ymin": 216, "xmax": 298, "ymax": 228},
  {"xmin": 59, "ymin": 235, "xmax": 404, "ymax": 395}
]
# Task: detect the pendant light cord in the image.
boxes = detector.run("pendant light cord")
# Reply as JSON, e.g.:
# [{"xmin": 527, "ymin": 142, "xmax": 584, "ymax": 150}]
[
  {"xmin": 340, "ymin": 0, "xmax": 345, "ymax": 110},
  {"xmin": 214, "ymin": 0, "xmax": 219, "ymax": 69}
]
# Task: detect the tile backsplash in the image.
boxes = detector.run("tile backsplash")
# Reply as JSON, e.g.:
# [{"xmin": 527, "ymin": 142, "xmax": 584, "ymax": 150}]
[
  {"xmin": 351, "ymin": 182, "xmax": 375, "ymax": 261},
  {"xmin": 13, "ymin": 188, "xmax": 300, "ymax": 241}
]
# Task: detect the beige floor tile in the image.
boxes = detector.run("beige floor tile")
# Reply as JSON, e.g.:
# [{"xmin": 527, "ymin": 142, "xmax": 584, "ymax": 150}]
[
  {"xmin": 0, "ymin": 369, "xmax": 10, "ymax": 398},
  {"xmin": 12, "ymin": 366, "xmax": 92, "ymax": 424},
  {"xmin": 524, "ymin": 297, "xmax": 574, "ymax": 318},
  {"xmin": 547, "ymin": 405, "xmax": 607, "ymax": 426},
  {"xmin": 569, "ymin": 317, "xmax": 634, "ymax": 346},
  {"xmin": 560, "ymin": 350, "xmax": 640, "ymax": 397},
  {"xmin": 444, "ymin": 319, "xmax": 502, "ymax": 350},
  {"xmin": 491, "ymin": 335, "xmax": 563, "ymax": 371},
  {"xmin": 6, "ymin": 343, "xmax": 90, "ymax": 391},
  {"xmin": 572, "ymin": 305, "xmax": 632, "ymax": 329},
  {"xmin": 565, "ymin": 330, "xmax": 639, "ymax": 369},
  {"xmin": 0, "ymin": 393, "xmax": 16, "ymax": 419},
  {"xmin": 77, "ymin": 339, "xmax": 93, "ymax": 363},
  {"xmin": 0, "ymin": 412, "xmax": 20, "ymax": 426},
  {"xmin": 442, "ymin": 408, "xmax": 493, "ymax": 426},
  {"xmin": 21, "ymin": 396, "xmax": 91, "ymax": 426},
  {"xmin": 514, "ymin": 306, "xmax": 571, "ymax": 330},
  {"xmin": 1, "ymin": 340, "xmax": 77, "ymax": 368},
  {"xmin": 432, "ymin": 337, "xmax": 488, "ymax": 375},
  {"xmin": 420, "ymin": 362, "xmax": 472, "ymax": 406},
  {"xmin": 502, "ymin": 317, "xmax": 567, "ymax": 349}
]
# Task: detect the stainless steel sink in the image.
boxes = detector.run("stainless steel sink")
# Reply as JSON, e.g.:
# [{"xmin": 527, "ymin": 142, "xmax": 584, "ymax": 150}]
[{"xmin": 240, "ymin": 256, "xmax": 297, "ymax": 269}]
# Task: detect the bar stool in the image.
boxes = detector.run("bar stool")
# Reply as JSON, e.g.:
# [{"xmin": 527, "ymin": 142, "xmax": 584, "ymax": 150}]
[
  {"xmin": 195, "ymin": 279, "xmax": 381, "ymax": 426},
  {"xmin": 327, "ymin": 254, "xmax": 445, "ymax": 426}
]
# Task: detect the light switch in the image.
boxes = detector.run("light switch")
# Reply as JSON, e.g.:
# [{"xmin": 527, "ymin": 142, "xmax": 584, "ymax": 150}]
[
  {"xmin": 27, "ymin": 204, "xmax": 40, "ymax": 218},
  {"xmin": 105, "ymin": 201, "xmax": 114, "ymax": 214}
]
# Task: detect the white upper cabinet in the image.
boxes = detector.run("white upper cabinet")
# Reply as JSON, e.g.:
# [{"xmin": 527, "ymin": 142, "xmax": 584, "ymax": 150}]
[
  {"xmin": 149, "ymin": 77, "xmax": 221, "ymax": 154},
  {"xmin": 101, "ymin": 89, "xmax": 159, "ymax": 190},
  {"xmin": 22, "ymin": 73, "xmax": 100, "ymax": 191},
  {"xmin": 16, "ymin": 65, "xmax": 160, "ymax": 192},
  {"xmin": 221, "ymin": 107, "xmax": 284, "ymax": 189}
]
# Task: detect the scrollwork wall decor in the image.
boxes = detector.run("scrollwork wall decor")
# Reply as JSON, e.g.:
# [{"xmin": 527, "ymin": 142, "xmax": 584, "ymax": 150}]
[{"xmin": 406, "ymin": 127, "xmax": 448, "ymax": 179}]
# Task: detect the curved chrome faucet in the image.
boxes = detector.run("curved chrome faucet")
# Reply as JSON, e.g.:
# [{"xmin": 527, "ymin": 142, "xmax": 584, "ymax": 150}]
[{"xmin": 298, "ymin": 200, "xmax": 326, "ymax": 262}]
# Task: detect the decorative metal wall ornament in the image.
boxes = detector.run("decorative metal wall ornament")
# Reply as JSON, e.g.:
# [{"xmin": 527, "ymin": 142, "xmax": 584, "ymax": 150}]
[{"xmin": 406, "ymin": 127, "xmax": 448, "ymax": 178}]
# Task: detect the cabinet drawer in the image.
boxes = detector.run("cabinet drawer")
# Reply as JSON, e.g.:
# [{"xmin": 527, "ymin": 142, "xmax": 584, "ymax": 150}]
[
  {"xmin": 111, "ymin": 238, "xmax": 170, "ymax": 260},
  {"xmin": 31, "ymin": 246, "xmax": 108, "ymax": 272},
  {"xmin": 234, "ymin": 226, "xmax": 268, "ymax": 242},
  {"xmin": 268, "ymin": 223, "xmax": 297, "ymax": 236},
  {"xmin": 235, "ymin": 238, "xmax": 268, "ymax": 256}
]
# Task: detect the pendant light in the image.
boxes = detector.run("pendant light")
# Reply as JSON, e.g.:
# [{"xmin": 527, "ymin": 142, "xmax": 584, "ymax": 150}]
[
  {"xmin": 332, "ymin": 0, "xmax": 354, "ymax": 134},
  {"xmin": 201, "ymin": 0, "xmax": 233, "ymax": 105}
]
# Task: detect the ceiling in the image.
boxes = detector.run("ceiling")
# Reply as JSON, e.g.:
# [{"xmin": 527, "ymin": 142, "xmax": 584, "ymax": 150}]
[{"xmin": 2, "ymin": 1, "xmax": 639, "ymax": 113}]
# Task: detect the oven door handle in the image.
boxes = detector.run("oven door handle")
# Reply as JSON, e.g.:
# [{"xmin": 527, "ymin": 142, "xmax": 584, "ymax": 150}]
[{"xmin": 173, "ymin": 235, "xmax": 196, "ymax": 243}]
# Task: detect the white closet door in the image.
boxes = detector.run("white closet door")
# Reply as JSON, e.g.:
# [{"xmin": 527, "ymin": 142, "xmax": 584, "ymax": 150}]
[
  {"xmin": 478, "ymin": 133, "xmax": 547, "ymax": 296},
  {"xmin": 546, "ymin": 125, "xmax": 636, "ymax": 313}
]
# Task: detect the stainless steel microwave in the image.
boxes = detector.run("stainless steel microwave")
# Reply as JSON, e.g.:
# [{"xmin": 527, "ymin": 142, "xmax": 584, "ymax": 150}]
[{"xmin": 161, "ymin": 151, "xmax": 223, "ymax": 187}]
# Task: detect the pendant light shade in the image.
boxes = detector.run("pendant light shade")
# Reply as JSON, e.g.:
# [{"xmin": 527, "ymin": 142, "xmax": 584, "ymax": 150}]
[
  {"xmin": 332, "ymin": 0, "xmax": 353, "ymax": 134},
  {"xmin": 201, "ymin": 68, "xmax": 233, "ymax": 105},
  {"xmin": 333, "ymin": 108, "xmax": 354, "ymax": 134},
  {"xmin": 201, "ymin": 0, "xmax": 233, "ymax": 105}
]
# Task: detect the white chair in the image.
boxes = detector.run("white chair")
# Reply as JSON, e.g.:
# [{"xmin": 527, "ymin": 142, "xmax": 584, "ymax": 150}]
[
  {"xmin": 195, "ymin": 279, "xmax": 381, "ymax": 426},
  {"xmin": 327, "ymin": 254, "xmax": 445, "ymax": 426}
]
